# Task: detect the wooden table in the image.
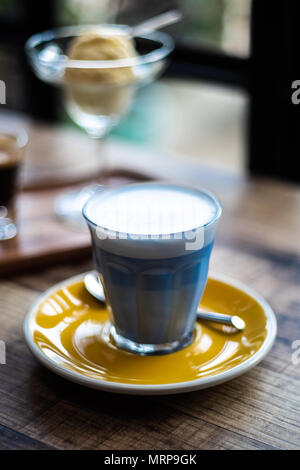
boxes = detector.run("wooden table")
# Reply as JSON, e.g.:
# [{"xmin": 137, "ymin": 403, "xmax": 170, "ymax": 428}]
[{"xmin": 0, "ymin": 139, "xmax": 299, "ymax": 450}]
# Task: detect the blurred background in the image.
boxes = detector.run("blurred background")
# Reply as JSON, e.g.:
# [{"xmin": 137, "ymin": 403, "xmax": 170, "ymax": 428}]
[
  {"xmin": 0, "ymin": 0, "xmax": 250, "ymax": 176},
  {"xmin": 0, "ymin": 0, "xmax": 298, "ymax": 183}
]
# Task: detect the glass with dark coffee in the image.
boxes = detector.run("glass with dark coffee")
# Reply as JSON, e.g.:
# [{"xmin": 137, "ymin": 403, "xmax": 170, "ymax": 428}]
[{"xmin": 0, "ymin": 130, "xmax": 27, "ymax": 240}]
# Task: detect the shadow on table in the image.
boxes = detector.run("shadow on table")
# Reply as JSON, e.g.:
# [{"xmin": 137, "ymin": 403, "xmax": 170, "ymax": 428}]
[
  {"xmin": 27, "ymin": 361, "xmax": 252, "ymax": 420},
  {"xmin": 22, "ymin": 361, "xmax": 265, "ymax": 449}
]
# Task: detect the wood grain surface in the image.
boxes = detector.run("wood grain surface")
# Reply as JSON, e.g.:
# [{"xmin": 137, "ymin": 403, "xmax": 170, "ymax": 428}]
[{"xmin": 0, "ymin": 133, "xmax": 300, "ymax": 449}]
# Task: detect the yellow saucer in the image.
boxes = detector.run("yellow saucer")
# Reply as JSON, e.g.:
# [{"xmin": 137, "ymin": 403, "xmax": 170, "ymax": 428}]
[{"xmin": 24, "ymin": 273, "xmax": 276, "ymax": 395}]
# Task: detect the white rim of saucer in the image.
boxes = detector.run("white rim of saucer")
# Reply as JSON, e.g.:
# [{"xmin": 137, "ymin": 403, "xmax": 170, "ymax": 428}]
[{"xmin": 24, "ymin": 272, "xmax": 277, "ymax": 396}]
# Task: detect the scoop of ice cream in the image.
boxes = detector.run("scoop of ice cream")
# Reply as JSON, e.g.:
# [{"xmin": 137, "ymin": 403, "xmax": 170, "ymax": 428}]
[
  {"xmin": 65, "ymin": 30, "xmax": 137, "ymax": 85},
  {"xmin": 64, "ymin": 30, "xmax": 137, "ymax": 118}
]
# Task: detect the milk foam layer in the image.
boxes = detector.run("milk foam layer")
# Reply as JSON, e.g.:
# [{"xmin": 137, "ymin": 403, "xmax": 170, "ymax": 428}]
[
  {"xmin": 84, "ymin": 183, "xmax": 221, "ymax": 259},
  {"xmin": 85, "ymin": 183, "xmax": 217, "ymax": 235}
]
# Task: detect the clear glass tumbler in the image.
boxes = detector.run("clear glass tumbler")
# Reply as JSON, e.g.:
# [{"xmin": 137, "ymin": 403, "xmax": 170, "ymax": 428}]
[{"xmin": 83, "ymin": 182, "xmax": 222, "ymax": 355}]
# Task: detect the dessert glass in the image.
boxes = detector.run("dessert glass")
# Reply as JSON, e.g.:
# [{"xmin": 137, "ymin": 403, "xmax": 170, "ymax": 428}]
[{"xmin": 25, "ymin": 25, "xmax": 174, "ymax": 227}]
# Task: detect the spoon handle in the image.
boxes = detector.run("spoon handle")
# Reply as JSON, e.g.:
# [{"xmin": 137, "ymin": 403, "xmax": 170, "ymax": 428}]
[
  {"xmin": 132, "ymin": 10, "xmax": 183, "ymax": 36},
  {"xmin": 197, "ymin": 310, "xmax": 233, "ymax": 324},
  {"xmin": 197, "ymin": 310, "xmax": 245, "ymax": 330}
]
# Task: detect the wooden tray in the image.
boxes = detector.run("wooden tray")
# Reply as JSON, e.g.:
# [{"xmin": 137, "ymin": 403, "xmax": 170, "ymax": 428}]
[{"xmin": 0, "ymin": 169, "xmax": 153, "ymax": 276}]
